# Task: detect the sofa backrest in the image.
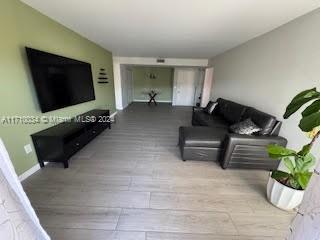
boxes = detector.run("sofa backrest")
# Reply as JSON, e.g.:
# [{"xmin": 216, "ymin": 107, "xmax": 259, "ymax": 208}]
[
  {"xmin": 270, "ymin": 121, "xmax": 282, "ymax": 136},
  {"xmin": 216, "ymin": 98, "xmax": 247, "ymax": 124},
  {"xmin": 243, "ymin": 107, "xmax": 277, "ymax": 135},
  {"xmin": 215, "ymin": 98, "xmax": 280, "ymax": 136}
]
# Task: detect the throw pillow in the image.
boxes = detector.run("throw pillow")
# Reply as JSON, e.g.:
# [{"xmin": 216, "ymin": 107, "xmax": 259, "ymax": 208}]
[
  {"xmin": 204, "ymin": 101, "xmax": 217, "ymax": 114},
  {"xmin": 229, "ymin": 118, "xmax": 262, "ymax": 135}
]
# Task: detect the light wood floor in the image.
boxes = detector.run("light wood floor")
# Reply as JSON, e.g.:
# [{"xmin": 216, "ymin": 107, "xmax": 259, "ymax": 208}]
[{"xmin": 23, "ymin": 103, "xmax": 294, "ymax": 240}]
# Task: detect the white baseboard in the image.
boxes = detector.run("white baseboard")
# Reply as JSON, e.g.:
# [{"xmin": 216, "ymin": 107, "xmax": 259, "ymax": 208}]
[
  {"xmin": 110, "ymin": 111, "xmax": 117, "ymax": 122},
  {"xmin": 110, "ymin": 111, "xmax": 117, "ymax": 118},
  {"xmin": 133, "ymin": 99, "xmax": 172, "ymax": 103},
  {"xmin": 19, "ymin": 162, "xmax": 48, "ymax": 182}
]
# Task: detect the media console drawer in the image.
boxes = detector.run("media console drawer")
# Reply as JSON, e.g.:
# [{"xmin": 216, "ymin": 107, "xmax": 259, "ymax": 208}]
[
  {"xmin": 64, "ymin": 135, "xmax": 85, "ymax": 158},
  {"xmin": 31, "ymin": 109, "xmax": 111, "ymax": 168}
]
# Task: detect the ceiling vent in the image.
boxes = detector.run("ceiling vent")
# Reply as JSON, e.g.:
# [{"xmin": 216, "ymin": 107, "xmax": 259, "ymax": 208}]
[{"xmin": 156, "ymin": 58, "xmax": 165, "ymax": 63}]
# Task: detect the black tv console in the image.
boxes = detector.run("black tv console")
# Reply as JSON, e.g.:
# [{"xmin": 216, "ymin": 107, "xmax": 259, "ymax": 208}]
[{"xmin": 31, "ymin": 109, "xmax": 110, "ymax": 168}]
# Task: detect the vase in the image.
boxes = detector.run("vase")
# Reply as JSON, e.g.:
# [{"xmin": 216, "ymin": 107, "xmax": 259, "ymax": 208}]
[{"xmin": 267, "ymin": 175, "xmax": 304, "ymax": 211}]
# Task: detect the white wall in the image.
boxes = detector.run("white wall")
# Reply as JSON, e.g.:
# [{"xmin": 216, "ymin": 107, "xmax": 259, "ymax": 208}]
[
  {"xmin": 200, "ymin": 67, "xmax": 214, "ymax": 107},
  {"xmin": 194, "ymin": 68, "xmax": 205, "ymax": 106},
  {"xmin": 113, "ymin": 60, "xmax": 123, "ymax": 109},
  {"xmin": 120, "ymin": 65, "xmax": 128, "ymax": 109},
  {"xmin": 113, "ymin": 57, "xmax": 208, "ymax": 109},
  {"xmin": 209, "ymin": 9, "xmax": 320, "ymax": 156}
]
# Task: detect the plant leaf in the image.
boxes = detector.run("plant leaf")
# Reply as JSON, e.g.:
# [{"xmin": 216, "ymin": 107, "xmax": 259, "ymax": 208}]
[
  {"xmin": 284, "ymin": 88, "xmax": 320, "ymax": 119},
  {"xmin": 304, "ymin": 153, "xmax": 316, "ymax": 162},
  {"xmin": 296, "ymin": 172, "xmax": 312, "ymax": 190},
  {"xmin": 302, "ymin": 99, "xmax": 320, "ymax": 117},
  {"xmin": 271, "ymin": 170, "xmax": 290, "ymax": 181},
  {"xmin": 295, "ymin": 157, "xmax": 304, "ymax": 172},
  {"xmin": 267, "ymin": 144, "xmax": 297, "ymax": 159},
  {"xmin": 299, "ymin": 112, "xmax": 320, "ymax": 132},
  {"xmin": 300, "ymin": 154, "xmax": 316, "ymax": 172},
  {"xmin": 298, "ymin": 143, "xmax": 312, "ymax": 156},
  {"xmin": 283, "ymin": 157, "xmax": 295, "ymax": 174},
  {"xmin": 289, "ymin": 177, "xmax": 302, "ymax": 190}
]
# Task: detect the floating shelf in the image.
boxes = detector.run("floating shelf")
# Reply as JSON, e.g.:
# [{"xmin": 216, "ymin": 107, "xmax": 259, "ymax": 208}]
[{"xmin": 98, "ymin": 68, "xmax": 108, "ymax": 84}]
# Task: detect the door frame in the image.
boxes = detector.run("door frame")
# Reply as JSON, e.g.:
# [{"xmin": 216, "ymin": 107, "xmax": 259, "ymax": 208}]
[
  {"xmin": 121, "ymin": 66, "xmax": 133, "ymax": 109},
  {"xmin": 126, "ymin": 68, "xmax": 133, "ymax": 104},
  {"xmin": 172, "ymin": 68, "xmax": 179, "ymax": 105}
]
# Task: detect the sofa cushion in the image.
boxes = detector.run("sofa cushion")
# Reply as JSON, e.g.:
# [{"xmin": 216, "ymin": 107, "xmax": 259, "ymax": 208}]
[
  {"xmin": 179, "ymin": 126, "xmax": 228, "ymax": 148},
  {"xmin": 229, "ymin": 118, "xmax": 262, "ymax": 135},
  {"xmin": 217, "ymin": 98, "xmax": 247, "ymax": 124},
  {"xmin": 193, "ymin": 111, "xmax": 211, "ymax": 126},
  {"xmin": 193, "ymin": 111, "xmax": 229, "ymax": 128},
  {"xmin": 207, "ymin": 115, "xmax": 230, "ymax": 128},
  {"xmin": 243, "ymin": 108, "xmax": 277, "ymax": 135},
  {"xmin": 203, "ymin": 101, "xmax": 218, "ymax": 114}
]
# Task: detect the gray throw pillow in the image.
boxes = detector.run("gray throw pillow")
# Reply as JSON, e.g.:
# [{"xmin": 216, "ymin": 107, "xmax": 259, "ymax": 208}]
[
  {"xmin": 229, "ymin": 118, "xmax": 262, "ymax": 135},
  {"xmin": 204, "ymin": 101, "xmax": 218, "ymax": 114}
]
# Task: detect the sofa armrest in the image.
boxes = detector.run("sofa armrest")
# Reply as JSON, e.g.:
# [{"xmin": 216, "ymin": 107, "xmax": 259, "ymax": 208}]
[
  {"xmin": 192, "ymin": 106, "xmax": 204, "ymax": 113},
  {"xmin": 221, "ymin": 133, "xmax": 287, "ymax": 169},
  {"xmin": 225, "ymin": 133, "xmax": 287, "ymax": 146}
]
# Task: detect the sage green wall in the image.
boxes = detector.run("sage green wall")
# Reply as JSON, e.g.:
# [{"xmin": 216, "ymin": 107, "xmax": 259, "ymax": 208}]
[
  {"xmin": 0, "ymin": 0, "xmax": 116, "ymax": 175},
  {"xmin": 132, "ymin": 67, "xmax": 173, "ymax": 102}
]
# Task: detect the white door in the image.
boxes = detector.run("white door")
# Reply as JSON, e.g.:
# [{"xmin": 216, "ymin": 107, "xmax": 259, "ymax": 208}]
[{"xmin": 173, "ymin": 68, "xmax": 197, "ymax": 106}]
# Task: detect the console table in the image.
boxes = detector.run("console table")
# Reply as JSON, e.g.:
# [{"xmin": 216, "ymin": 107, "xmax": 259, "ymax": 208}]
[
  {"xmin": 148, "ymin": 90, "xmax": 158, "ymax": 105},
  {"xmin": 31, "ymin": 109, "xmax": 110, "ymax": 168}
]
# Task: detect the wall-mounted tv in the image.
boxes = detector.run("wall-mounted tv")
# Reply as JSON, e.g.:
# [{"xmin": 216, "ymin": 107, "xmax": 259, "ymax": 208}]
[{"xmin": 26, "ymin": 47, "xmax": 95, "ymax": 113}]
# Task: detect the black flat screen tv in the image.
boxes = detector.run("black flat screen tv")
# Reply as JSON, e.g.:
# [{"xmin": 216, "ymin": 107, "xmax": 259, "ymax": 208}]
[{"xmin": 26, "ymin": 47, "xmax": 95, "ymax": 113}]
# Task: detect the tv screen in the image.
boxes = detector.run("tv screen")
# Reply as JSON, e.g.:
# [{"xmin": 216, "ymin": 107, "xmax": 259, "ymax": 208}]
[{"xmin": 26, "ymin": 47, "xmax": 95, "ymax": 113}]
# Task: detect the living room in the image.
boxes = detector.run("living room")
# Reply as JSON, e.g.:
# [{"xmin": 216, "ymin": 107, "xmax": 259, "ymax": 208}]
[{"xmin": 1, "ymin": 0, "xmax": 320, "ymax": 239}]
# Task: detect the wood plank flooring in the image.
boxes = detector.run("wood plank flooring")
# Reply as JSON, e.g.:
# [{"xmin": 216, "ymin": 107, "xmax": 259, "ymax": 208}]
[{"xmin": 22, "ymin": 103, "xmax": 294, "ymax": 240}]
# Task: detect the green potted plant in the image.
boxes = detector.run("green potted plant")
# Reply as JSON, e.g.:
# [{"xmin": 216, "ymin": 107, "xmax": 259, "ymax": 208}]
[{"xmin": 267, "ymin": 87, "xmax": 320, "ymax": 210}]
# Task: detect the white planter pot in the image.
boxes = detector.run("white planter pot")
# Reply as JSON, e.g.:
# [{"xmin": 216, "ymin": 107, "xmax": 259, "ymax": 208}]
[{"xmin": 267, "ymin": 176, "xmax": 304, "ymax": 211}]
